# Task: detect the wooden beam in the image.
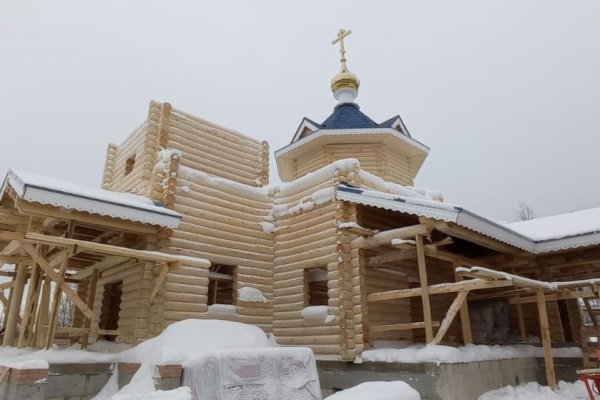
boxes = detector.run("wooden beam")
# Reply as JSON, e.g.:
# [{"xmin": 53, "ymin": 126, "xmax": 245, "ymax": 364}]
[
  {"xmin": 454, "ymin": 265, "xmax": 473, "ymax": 345},
  {"xmin": 510, "ymin": 290, "xmax": 597, "ymax": 304},
  {"xmin": 458, "ymin": 266, "xmax": 554, "ymax": 290},
  {"xmin": 584, "ymin": 299, "xmax": 598, "ymax": 329},
  {"xmin": 367, "ymin": 278, "xmax": 513, "ymax": 302},
  {"xmin": 536, "ymin": 290, "xmax": 556, "ymax": 390},
  {"xmin": 36, "ymin": 277, "xmax": 51, "ymax": 348},
  {"xmin": 516, "ymin": 303, "xmax": 527, "ymax": 342},
  {"xmin": 370, "ymin": 321, "xmax": 441, "ymax": 333},
  {"xmin": 2, "ymin": 263, "xmax": 27, "ymax": 346},
  {"xmin": 18, "ymin": 250, "xmax": 42, "ymax": 348},
  {"xmin": 80, "ymin": 269, "xmax": 99, "ymax": 349},
  {"xmin": 45, "ymin": 252, "xmax": 69, "ymax": 349},
  {"xmin": 434, "ymin": 290, "xmax": 470, "ymax": 344},
  {"xmin": 24, "ymin": 232, "xmax": 210, "ymax": 267},
  {"xmin": 70, "ymin": 256, "xmax": 130, "ymax": 280},
  {"xmin": 351, "ymin": 224, "xmax": 429, "ymax": 250},
  {"xmin": 150, "ymin": 264, "xmax": 170, "ymax": 302},
  {"xmin": 416, "ymin": 235, "xmax": 434, "ymax": 343}
]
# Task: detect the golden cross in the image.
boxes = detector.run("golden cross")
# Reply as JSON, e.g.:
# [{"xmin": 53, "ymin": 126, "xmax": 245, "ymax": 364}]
[{"xmin": 332, "ymin": 28, "xmax": 352, "ymax": 67}]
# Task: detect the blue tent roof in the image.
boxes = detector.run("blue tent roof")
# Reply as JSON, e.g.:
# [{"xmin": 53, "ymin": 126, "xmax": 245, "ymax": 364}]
[{"xmin": 320, "ymin": 103, "xmax": 378, "ymax": 129}]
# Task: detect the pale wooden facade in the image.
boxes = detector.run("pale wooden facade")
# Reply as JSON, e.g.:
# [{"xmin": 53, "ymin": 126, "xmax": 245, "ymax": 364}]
[{"xmin": 3, "ymin": 99, "xmax": 600, "ymax": 390}]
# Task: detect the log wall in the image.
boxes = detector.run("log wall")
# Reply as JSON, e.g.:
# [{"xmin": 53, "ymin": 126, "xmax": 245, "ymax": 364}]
[
  {"xmin": 167, "ymin": 106, "xmax": 269, "ymax": 187},
  {"xmin": 272, "ymin": 160, "xmax": 363, "ymax": 360},
  {"xmin": 290, "ymin": 143, "xmax": 413, "ymax": 186},
  {"xmin": 102, "ymin": 101, "xmax": 166, "ymax": 196}
]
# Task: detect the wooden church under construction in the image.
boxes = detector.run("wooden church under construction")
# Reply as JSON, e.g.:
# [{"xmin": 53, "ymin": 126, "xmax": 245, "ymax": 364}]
[{"xmin": 2, "ymin": 29, "xmax": 600, "ymax": 389}]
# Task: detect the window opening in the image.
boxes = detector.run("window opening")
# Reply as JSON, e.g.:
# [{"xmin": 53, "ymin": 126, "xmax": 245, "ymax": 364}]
[
  {"xmin": 208, "ymin": 264, "xmax": 236, "ymax": 305},
  {"xmin": 305, "ymin": 267, "xmax": 328, "ymax": 306}
]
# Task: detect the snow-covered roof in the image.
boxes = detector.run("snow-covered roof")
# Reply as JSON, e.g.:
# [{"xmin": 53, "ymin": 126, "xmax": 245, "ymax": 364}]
[
  {"xmin": 1, "ymin": 169, "xmax": 181, "ymax": 228},
  {"xmin": 507, "ymin": 208, "xmax": 600, "ymax": 241},
  {"xmin": 336, "ymin": 185, "xmax": 600, "ymax": 254}
]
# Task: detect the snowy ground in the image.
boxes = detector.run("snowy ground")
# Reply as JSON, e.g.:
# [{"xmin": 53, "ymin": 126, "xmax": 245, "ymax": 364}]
[
  {"xmin": 477, "ymin": 380, "xmax": 590, "ymax": 400},
  {"xmin": 323, "ymin": 380, "xmax": 590, "ymax": 400},
  {"xmin": 359, "ymin": 341, "xmax": 581, "ymax": 365}
]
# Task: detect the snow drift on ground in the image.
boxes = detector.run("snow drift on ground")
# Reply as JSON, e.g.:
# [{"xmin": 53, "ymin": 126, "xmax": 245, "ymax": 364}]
[
  {"xmin": 0, "ymin": 340, "xmax": 130, "ymax": 368},
  {"xmin": 477, "ymin": 380, "xmax": 589, "ymax": 400},
  {"xmin": 325, "ymin": 381, "xmax": 421, "ymax": 400},
  {"xmin": 359, "ymin": 343, "xmax": 581, "ymax": 365}
]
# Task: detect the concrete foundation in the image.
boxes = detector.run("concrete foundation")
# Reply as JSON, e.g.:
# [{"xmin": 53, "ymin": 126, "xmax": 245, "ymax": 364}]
[
  {"xmin": 46, "ymin": 363, "xmax": 112, "ymax": 400},
  {"xmin": 318, "ymin": 357, "xmax": 583, "ymax": 400},
  {"xmin": 0, "ymin": 357, "xmax": 582, "ymax": 399}
]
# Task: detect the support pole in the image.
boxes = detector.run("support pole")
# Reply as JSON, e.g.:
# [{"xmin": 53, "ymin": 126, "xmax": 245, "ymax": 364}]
[
  {"xmin": 537, "ymin": 290, "xmax": 556, "ymax": 390},
  {"xmin": 35, "ymin": 277, "xmax": 52, "ymax": 348},
  {"xmin": 2, "ymin": 264, "xmax": 27, "ymax": 346},
  {"xmin": 416, "ymin": 235, "xmax": 434, "ymax": 343},
  {"xmin": 454, "ymin": 264, "xmax": 472, "ymax": 344},
  {"xmin": 45, "ymin": 253, "xmax": 69, "ymax": 349},
  {"xmin": 516, "ymin": 303, "xmax": 528, "ymax": 342},
  {"xmin": 80, "ymin": 269, "xmax": 99, "ymax": 349}
]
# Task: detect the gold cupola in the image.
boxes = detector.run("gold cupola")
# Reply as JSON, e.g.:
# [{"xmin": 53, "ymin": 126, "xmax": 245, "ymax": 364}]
[{"xmin": 331, "ymin": 29, "xmax": 360, "ymax": 103}]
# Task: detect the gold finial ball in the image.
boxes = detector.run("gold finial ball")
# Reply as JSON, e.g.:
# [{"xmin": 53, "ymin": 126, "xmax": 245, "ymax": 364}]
[{"xmin": 331, "ymin": 68, "xmax": 360, "ymax": 93}]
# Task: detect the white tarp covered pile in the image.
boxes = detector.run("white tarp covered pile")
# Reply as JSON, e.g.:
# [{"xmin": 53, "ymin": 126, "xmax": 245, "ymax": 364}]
[{"xmin": 183, "ymin": 347, "xmax": 322, "ymax": 400}]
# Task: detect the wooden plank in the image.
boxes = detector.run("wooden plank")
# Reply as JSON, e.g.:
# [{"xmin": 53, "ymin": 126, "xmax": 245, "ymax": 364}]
[
  {"xmin": 584, "ymin": 299, "xmax": 598, "ymax": 329},
  {"xmin": 370, "ymin": 321, "xmax": 441, "ymax": 333},
  {"xmin": 150, "ymin": 264, "xmax": 170, "ymax": 302},
  {"xmin": 433, "ymin": 290, "xmax": 470, "ymax": 344},
  {"xmin": 537, "ymin": 290, "xmax": 557, "ymax": 390},
  {"xmin": 24, "ymin": 232, "xmax": 210, "ymax": 267},
  {"xmin": 366, "ymin": 278, "xmax": 513, "ymax": 302},
  {"xmin": 416, "ymin": 234, "xmax": 434, "ymax": 343}
]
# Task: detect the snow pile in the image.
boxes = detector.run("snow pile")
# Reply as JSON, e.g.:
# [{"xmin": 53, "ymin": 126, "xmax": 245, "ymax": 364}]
[
  {"xmin": 477, "ymin": 380, "xmax": 588, "ymax": 400},
  {"xmin": 207, "ymin": 304, "xmax": 236, "ymax": 314},
  {"xmin": 325, "ymin": 381, "xmax": 420, "ymax": 400},
  {"xmin": 92, "ymin": 320, "xmax": 274, "ymax": 399},
  {"xmin": 260, "ymin": 221, "xmax": 276, "ymax": 234},
  {"xmin": 301, "ymin": 306, "xmax": 331, "ymax": 321},
  {"xmin": 238, "ymin": 287, "xmax": 268, "ymax": 303},
  {"xmin": 390, "ymin": 239, "xmax": 416, "ymax": 246},
  {"xmin": 272, "ymin": 187, "xmax": 334, "ymax": 218},
  {"xmin": 360, "ymin": 343, "xmax": 581, "ymax": 365},
  {"xmin": 120, "ymin": 320, "xmax": 271, "ymax": 365}
]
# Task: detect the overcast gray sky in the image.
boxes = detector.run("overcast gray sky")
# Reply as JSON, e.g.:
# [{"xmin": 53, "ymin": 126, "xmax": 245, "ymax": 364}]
[{"xmin": 1, "ymin": 1, "xmax": 599, "ymax": 222}]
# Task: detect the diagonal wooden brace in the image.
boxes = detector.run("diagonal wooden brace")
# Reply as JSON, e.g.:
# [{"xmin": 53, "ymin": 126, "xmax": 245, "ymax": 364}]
[{"xmin": 20, "ymin": 241, "xmax": 93, "ymax": 319}]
